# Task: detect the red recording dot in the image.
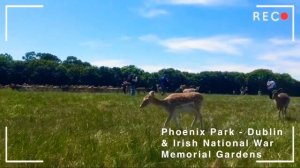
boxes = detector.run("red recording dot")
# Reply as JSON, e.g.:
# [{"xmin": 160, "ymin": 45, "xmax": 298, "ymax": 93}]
[{"xmin": 281, "ymin": 12, "xmax": 288, "ymax": 20}]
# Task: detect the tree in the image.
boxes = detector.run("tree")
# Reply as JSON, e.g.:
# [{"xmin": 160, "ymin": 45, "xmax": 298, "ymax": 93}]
[
  {"xmin": 158, "ymin": 68, "xmax": 187, "ymax": 91},
  {"xmin": 22, "ymin": 51, "xmax": 37, "ymax": 61},
  {"xmin": 27, "ymin": 59, "xmax": 60, "ymax": 85},
  {"xmin": 0, "ymin": 53, "xmax": 13, "ymax": 84},
  {"xmin": 247, "ymin": 69, "xmax": 276, "ymax": 94},
  {"xmin": 63, "ymin": 56, "xmax": 91, "ymax": 66},
  {"xmin": 0, "ymin": 51, "xmax": 300, "ymax": 96},
  {"xmin": 10, "ymin": 61, "xmax": 28, "ymax": 84},
  {"xmin": 36, "ymin": 53, "xmax": 61, "ymax": 63},
  {"xmin": 81, "ymin": 67, "xmax": 100, "ymax": 85}
]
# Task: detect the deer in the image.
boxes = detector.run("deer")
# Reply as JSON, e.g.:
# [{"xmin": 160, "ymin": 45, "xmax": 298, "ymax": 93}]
[
  {"xmin": 140, "ymin": 91, "xmax": 204, "ymax": 129},
  {"xmin": 183, "ymin": 86, "xmax": 200, "ymax": 93},
  {"xmin": 272, "ymin": 88, "xmax": 290, "ymax": 119}
]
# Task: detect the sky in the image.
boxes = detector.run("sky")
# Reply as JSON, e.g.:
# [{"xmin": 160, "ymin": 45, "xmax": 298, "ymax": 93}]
[{"xmin": 0, "ymin": 0, "xmax": 300, "ymax": 80}]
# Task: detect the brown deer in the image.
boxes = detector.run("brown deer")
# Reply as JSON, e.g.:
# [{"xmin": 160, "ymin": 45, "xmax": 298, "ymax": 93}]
[
  {"xmin": 140, "ymin": 91, "xmax": 204, "ymax": 128},
  {"xmin": 272, "ymin": 88, "xmax": 290, "ymax": 119}
]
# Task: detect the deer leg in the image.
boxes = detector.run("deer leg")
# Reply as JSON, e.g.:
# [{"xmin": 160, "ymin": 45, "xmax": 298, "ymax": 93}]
[
  {"xmin": 198, "ymin": 103, "xmax": 204, "ymax": 129},
  {"xmin": 192, "ymin": 106, "xmax": 203, "ymax": 129},
  {"xmin": 164, "ymin": 111, "xmax": 174, "ymax": 127},
  {"xmin": 284, "ymin": 107, "xmax": 287, "ymax": 119},
  {"xmin": 199, "ymin": 111, "xmax": 203, "ymax": 129},
  {"xmin": 173, "ymin": 112, "xmax": 181, "ymax": 129},
  {"xmin": 191, "ymin": 115, "xmax": 196, "ymax": 127},
  {"xmin": 190, "ymin": 106, "xmax": 198, "ymax": 127},
  {"xmin": 191, "ymin": 112, "xmax": 203, "ymax": 129}
]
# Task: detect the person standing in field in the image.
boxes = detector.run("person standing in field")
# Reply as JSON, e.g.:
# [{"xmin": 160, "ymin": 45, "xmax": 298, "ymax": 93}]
[
  {"xmin": 128, "ymin": 74, "xmax": 138, "ymax": 96},
  {"xmin": 159, "ymin": 74, "xmax": 169, "ymax": 95},
  {"xmin": 240, "ymin": 86, "xmax": 244, "ymax": 95},
  {"xmin": 267, "ymin": 79, "xmax": 277, "ymax": 99},
  {"xmin": 121, "ymin": 78, "xmax": 129, "ymax": 94}
]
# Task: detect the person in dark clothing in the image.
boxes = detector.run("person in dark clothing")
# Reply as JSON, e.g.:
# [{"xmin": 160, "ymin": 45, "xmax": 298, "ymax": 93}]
[
  {"xmin": 128, "ymin": 74, "xmax": 138, "ymax": 96},
  {"xmin": 159, "ymin": 75, "xmax": 169, "ymax": 95},
  {"xmin": 121, "ymin": 78, "xmax": 129, "ymax": 94},
  {"xmin": 244, "ymin": 86, "xmax": 248, "ymax": 95}
]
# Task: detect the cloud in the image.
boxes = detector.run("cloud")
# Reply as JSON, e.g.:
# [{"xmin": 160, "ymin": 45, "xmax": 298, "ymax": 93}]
[
  {"xmin": 139, "ymin": 34, "xmax": 160, "ymax": 42},
  {"xmin": 200, "ymin": 64, "xmax": 269, "ymax": 73},
  {"xmin": 259, "ymin": 45, "xmax": 300, "ymax": 61},
  {"xmin": 92, "ymin": 59, "xmax": 128, "ymax": 67},
  {"xmin": 139, "ymin": 8, "xmax": 169, "ymax": 18},
  {"xmin": 154, "ymin": 0, "xmax": 239, "ymax": 6},
  {"xmin": 257, "ymin": 38, "xmax": 300, "ymax": 80},
  {"xmin": 140, "ymin": 34, "xmax": 251, "ymax": 55},
  {"xmin": 138, "ymin": 0, "xmax": 240, "ymax": 20},
  {"xmin": 268, "ymin": 38, "xmax": 300, "ymax": 46},
  {"xmin": 79, "ymin": 40, "xmax": 109, "ymax": 49},
  {"xmin": 139, "ymin": 65, "xmax": 171, "ymax": 72},
  {"xmin": 89, "ymin": 37, "xmax": 299, "ymax": 80},
  {"xmin": 119, "ymin": 35, "xmax": 133, "ymax": 41},
  {"xmin": 161, "ymin": 36, "xmax": 251, "ymax": 55},
  {"xmin": 272, "ymin": 63, "xmax": 300, "ymax": 80},
  {"xmin": 266, "ymin": 60, "xmax": 300, "ymax": 80},
  {"xmin": 142, "ymin": 65, "xmax": 193, "ymax": 73}
]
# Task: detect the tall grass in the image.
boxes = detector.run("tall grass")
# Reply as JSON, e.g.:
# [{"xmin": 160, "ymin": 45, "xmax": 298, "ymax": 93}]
[{"xmin": 0, "ymin": 89, "xmax": 299, "ymax": 167}]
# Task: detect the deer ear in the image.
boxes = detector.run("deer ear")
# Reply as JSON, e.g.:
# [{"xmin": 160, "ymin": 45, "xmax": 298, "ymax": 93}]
[{"xmin": 149, "ymin": 91, "xmax": 155, "ymax": 96}]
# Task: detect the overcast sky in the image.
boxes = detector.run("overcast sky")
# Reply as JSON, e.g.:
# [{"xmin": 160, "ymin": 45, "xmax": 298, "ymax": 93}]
[{"xmin": 0, "ymin": 0, "xmax": 299, "ymax": 80}]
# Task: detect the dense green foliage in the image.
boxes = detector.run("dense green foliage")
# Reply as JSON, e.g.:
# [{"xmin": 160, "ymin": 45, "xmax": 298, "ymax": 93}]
[
  {"xmin": 0, "ymin": 90, "xmax": 299, "ymax": 167},
  {"xmin": 1, "ymin": 52, "xmax": 300, "ymax": 95}
]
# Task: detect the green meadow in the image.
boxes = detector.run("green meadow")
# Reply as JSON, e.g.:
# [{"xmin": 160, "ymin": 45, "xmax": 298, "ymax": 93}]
[{"xmin": 0, "ymin": 89, "xmax": 299, "ymax": 167}]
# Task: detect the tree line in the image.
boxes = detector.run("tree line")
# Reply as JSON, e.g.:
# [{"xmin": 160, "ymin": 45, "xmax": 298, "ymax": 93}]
[{"xmin": 1, "ymin": 52, "xmax": 300, "ymax": 96}]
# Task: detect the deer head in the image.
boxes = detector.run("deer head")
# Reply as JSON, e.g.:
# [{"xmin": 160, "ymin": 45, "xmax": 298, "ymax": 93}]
[
  {"xmin": 140, "ymin": 91, "xmax": 155, "ymax": 108},
  {"xmin": 272, "ymin": 88, "xmax": 283, "ymax": 99}
]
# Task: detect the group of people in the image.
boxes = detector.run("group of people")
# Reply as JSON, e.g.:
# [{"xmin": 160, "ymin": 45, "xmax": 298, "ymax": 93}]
[
  {"xmin": 122, "ymin": 74, "xmax": 170, "ymax": 96},
  {"xmin": 240, "ymin": 86, "xmax": 248, "ymax": 95},
  {"xmin": 121, "ymin": 74, "xmax": 279, "ymax": 99},
  {"xmin": 238, "ymin": 79, "xmax": 279, "ymax": 99}
]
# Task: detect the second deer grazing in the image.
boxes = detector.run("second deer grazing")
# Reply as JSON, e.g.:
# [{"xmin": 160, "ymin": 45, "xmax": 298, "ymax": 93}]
[
  {"xmin": 272, "ymin": 88, "xmax": 290, "ymax": 119},
  {"xmin": 183, "ymin": 86, "xmax": 200, "ymax": 93},
  {"xmin": 140, "ymin": 91, "xmax": 204, "ymax": 128}
]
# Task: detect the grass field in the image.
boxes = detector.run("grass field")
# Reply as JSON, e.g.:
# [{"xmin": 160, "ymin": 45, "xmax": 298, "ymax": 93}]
[{"xmin": 0, "ymin": 89, "xmax": 299, "ymax": 167}]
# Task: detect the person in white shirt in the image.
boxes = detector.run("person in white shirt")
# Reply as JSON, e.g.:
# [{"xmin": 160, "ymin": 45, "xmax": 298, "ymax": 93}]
[{"xmin": 267, "ymin": 79, "xmax": 276, "ymax": 99}]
